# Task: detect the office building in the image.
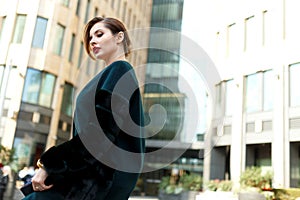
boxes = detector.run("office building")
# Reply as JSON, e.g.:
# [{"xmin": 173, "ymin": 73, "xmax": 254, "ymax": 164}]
[
  {"xmin": 0, "ymin": 0, "xmax": 152, "ymax": 168},
  {"xmin": 181, "ymin": 0, "xmax": 300, "ymax": 188}
]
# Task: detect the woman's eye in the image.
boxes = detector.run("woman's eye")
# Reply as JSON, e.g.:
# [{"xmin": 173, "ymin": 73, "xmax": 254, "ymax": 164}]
[{"xmin": 97, "ymin": 33, "xmax": 103, "ymax": 37}]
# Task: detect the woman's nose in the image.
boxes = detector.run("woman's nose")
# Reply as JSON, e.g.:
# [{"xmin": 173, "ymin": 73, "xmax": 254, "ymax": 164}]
[{"xmin": 90, "ymin": 37, "xmax": 96, "ymax": 46}]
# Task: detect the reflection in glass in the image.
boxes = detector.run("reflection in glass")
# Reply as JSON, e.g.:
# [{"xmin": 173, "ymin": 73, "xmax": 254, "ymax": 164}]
[
  {"xmin": 32, "ymin": 17, "xmax": 48, "ymax": 48},
  {"xmin": 39, "ymin": 73, "xmax": 55, "ymax": 107},
  {"xmin": 290, "ymin": 63, "xmax": 300, "ymax": 107},
  {"xmin": 245, "ymin": 73, "xmax": 262, "ymax": 113},
  {"xmin": 61, "ymin": 83, "xmax": 74, "ymax": 116},
  {"xmin": 53, "ymin": 24, "xmax": 65, "ymax": 55},
  {"xmin": 263, "ymin": 70, "xmax": 273, "ymax": 111},
  {"xmin": 22, "ymin": 69, "xmax": 41, "ymax": 104},
  {"xmin": 225, "ymin": 79, "xmax": 234, "ymax": 116},
  {"xmin": 22, "ymin": 68, "xmax": 56, "ymax": 108},
  {"xmin": 12, "ymin": 14, "xmax": 26, "ymax": 43}
]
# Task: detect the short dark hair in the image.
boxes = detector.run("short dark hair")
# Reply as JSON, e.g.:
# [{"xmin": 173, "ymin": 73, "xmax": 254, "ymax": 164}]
[{"xmin": 83, "ymin": 17, "xmax": 131, "ymax": 59}]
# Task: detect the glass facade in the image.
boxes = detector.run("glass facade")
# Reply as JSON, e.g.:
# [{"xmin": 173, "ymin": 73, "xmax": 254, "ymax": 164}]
[
  {"xmin": 22, "ymin": 68, "xmax": 56, "ymax": 108},
  {"xmin": 144, "ymin": 0, "xmax": 184, "ymax": 141},
  {"xmin": 141, "ymin": 0, "xmax": 190, "ymax": 196}
]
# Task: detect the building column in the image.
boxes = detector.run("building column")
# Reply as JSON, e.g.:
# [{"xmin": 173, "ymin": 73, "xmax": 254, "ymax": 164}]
[
  {"xmin": 230, "ymin": 76, "xmax": 245, "ymax": 188},
  {"xmin": 271, "ymin": 0, "xmax": 289, "ymax": 188},
  {"xmin": 272, "ymin": 63, "xmax": 288, "ymax": 188}
]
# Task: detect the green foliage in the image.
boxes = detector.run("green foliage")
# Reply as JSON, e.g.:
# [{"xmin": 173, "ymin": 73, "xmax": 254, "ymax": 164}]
[
  {"xmin": 240, "ymin": 166, "xmax": 273, "ymax": 190},
  {"xmin": 204, "ymin": 179, "xmax": 233, "ymax": 191},
  {"xmin": 273, "ymin": 188, "xmax": 300, "ymax": 200},
  {"xmin": 180, "ymin": 173, "xmax": 202, "ymax": 191},
  {"xmin": 159, "ymin": 173, "xmax": 202, "ymax": 194},
  {"xmin": 218, "ymin": 180, "xmax": 233, "ymax": 191},
  {"xmin": 0, "ymin": 145, "xmax": 18, "ymax": 172}
]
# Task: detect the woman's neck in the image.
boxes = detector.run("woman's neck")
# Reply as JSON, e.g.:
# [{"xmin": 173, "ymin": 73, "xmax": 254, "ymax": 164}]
[
  {"xmin": 104, "ymin": 48, "xmax": 126, "ymax": 66},
  {"xmin": 105, "ymin": 55, "xmax": 126, "ymax": 66}
]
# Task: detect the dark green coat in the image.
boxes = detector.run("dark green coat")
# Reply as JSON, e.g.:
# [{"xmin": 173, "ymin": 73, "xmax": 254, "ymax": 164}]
[{"xmin": 23, "ymin": 61, "xmax": 145, "ymax": 200}]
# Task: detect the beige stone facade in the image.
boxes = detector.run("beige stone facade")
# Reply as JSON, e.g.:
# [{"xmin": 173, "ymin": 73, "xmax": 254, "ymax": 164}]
[{"xmin": 0, "ymin": 0, "xmax": 152, "ymax": 166}]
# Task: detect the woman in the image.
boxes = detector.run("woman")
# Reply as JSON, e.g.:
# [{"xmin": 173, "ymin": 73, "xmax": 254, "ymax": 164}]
[{"xmin": 23, "ymin": 17, "xmax": 145, "ymax": 200}]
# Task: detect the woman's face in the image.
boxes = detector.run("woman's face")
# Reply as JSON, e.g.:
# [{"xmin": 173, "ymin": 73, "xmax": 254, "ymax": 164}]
[{"xmin": 89, "ymin": 22, "xmax": 119, "ymax": 60}]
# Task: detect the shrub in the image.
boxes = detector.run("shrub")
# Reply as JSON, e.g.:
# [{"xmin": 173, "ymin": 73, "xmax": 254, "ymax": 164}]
[
  {"xmin": 240, "ymin": 166, "xmax": 272, "ymax": 190},
  {"xmin": 159, "ymin": 173, "xmax": 202, "ymax": 194},
  {"xmin": 204, "ymin": 179, "xmax": 233, "ymax": 192},
  {"xmin": 273, "ymin": 188, "xmax": 300, "ymax": 200}
]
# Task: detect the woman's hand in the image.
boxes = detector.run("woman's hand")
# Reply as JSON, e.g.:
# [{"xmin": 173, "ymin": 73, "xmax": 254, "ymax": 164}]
[{"xmin": 31, "ymin": 168, "xmax": 53, "ymax": 191}]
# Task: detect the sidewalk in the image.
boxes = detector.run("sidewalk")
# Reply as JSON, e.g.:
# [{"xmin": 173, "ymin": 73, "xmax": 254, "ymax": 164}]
[
  {"xmin": 129, "ymin": 197, "xmax": 158, "ymax": 200},
  {"xmin": 6, "ymin": 188, "xmax": 159, "ymax": 200},
  {"xmin": 4, "ymin": 188, "xmax": 24, "ymax": 200}
]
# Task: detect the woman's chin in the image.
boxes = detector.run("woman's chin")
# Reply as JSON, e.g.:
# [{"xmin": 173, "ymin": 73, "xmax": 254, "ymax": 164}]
[{"xmin": 94, "ymin": 53, "xmax": 104, "ymax": 60}]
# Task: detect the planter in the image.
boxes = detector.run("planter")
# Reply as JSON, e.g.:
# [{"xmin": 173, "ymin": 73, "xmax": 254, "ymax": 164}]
[
  {"xmin": 159, "ymin": 191, "xmax": 199, "ymax": 200},
  {"xmin": 181, "ymin": 191, "xmax": 199, "ymax": 200},
  {"xmin": 196, "ymin": 191, "xmax": 237, "ymax": 200},
  {"xmin": 158, "ymin": 191, "xmax": 181, "ymax": 200},
  {"xmin": 238, "ymin": 191, "xmax": 266, "ymax": 200}
]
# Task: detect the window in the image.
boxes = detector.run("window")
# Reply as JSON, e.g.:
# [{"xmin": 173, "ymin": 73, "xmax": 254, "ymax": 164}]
[
  {"xmin": 246, "ymin": 73, "xmax": 262, "ymax": 113},
  {"xmin": 262, "ymin": 10, "xmax": 269, "ymax": 46},
  {"xmin": 122, "ymin": 2, "xmax": 127, "ymax": 21},
  {"xmin": 61, "ymin": 0, "xmax": 69, "ymax": 7},
  {"xmin": 61, "ymin": 83, "xmax": 74, "ymax": 116},
  {"xmin": 94, "ymin": 7, "xmax": 99, "ymax": 17},
  {"xmin": 290, "ymin": 63, "xmax": 300, "ymax": 107},
  {"xmin": 53, "ymin": 24, "xmax": 65, "ymax": 55},
  {"xmin": 245, "ymin": 70, "xmax": 273, "ymax": 113},
  {"xmin": 68, "ymin": 34, "xmax": 75, "ymax": 62},
  {"xmin": 12, "ymin": 14, "xmax": 26, "ymax": 43},
  {"xmin": 22, "ymin": 68, "xmax": 56, "ymax": 108},
  {"xmin": 84, "ymin": 0, "xmax": 90, "ymax": 23},
  {"xmin": 0, "ymin": 16, "xmax": 6, "ymax": 42},
  {"xmin": 116, "ymin": 0, "xmax": 121, "ymax": 15},
  {"xmin": 39, "ymin": 73, "xmax": 56, "ymax": 107},
  {"xmin": 263, "ymin": 70, "xmax": 273, "ymax": 110},
  {"xmin": 227, "ymin": 23, "xmax": 238, "ymax": 56},
  {"xmin": 32, "ymin": 17, "xmax": 48, "ymax": 48},
  {"xmin": 111, "ymin": 0, "xmax": 115, "ymax": 8},
  {"xmin": 225, "ymin": 80, "xmax": 234, "ymax": 116},
  {"xmin": 76, "ymin": 0, "xmax": 81, "ymax": 16},
  {"xmin": 78, "ymin": 42, "xmax": 84, "ymax": 68},
  {"xmin": 244, "ymin": 16, "xmax": 256, "ymax": 51}
]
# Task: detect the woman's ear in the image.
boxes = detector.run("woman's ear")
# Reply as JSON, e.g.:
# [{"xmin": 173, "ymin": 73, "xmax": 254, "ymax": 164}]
[{"xmin": 115, "ymin": 31, "xmax": 124, "ymax": 44}]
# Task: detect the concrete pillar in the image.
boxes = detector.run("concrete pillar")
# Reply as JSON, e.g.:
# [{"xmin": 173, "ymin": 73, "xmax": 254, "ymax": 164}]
[{"xmin": 230, "ymin": 76, "xmax": 245, "ymax": 189}]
